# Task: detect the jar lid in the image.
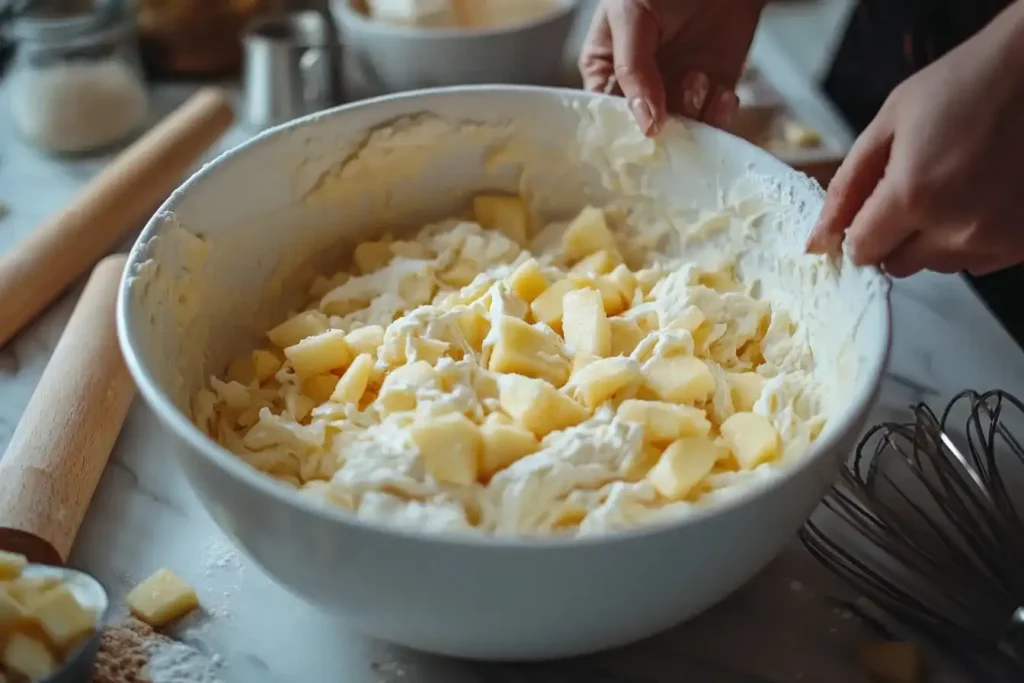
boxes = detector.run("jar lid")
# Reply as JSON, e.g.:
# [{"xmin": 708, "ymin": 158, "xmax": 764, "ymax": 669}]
[{"xmin": 9, "ymin": 0, "xmax": 130, "ymax": 45}]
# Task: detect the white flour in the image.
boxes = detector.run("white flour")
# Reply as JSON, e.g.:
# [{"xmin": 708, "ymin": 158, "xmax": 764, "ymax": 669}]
[{"xmin": 144, "ymin": 638, "xmax": 224, "ymax": 683}]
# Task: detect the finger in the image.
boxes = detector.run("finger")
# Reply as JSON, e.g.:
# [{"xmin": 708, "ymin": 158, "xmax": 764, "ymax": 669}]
[
  {"xmin": 606, "ymin": 0, "xmax": 666, "ymax": 135},
  {"xmin": 806, "ymin": 111, "xmax": 895, "ymax": 255},
  {"xmin": 882, "ymin": 230, "xmax": 971, "ymax": 278},
  {"xmin": 843, "ymin": 176, "xmax": 920, "ymax": 266},
  {"xmin": 704, "ymin": 87, "xmax": 739, "ymax": 128},
  {"xmin": 579, "ymin": 4, "xmax": 615, "ymax": 92},
  {"xmin": 666, "ymin": 70, "xmax": 710, "ymax": 120}
]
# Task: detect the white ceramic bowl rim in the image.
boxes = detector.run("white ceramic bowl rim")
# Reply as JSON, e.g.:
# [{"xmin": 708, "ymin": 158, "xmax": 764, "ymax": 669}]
[
  {"xmin": 117, "ymin": 84, "xmax": 893, "ymax": 551},
  {"xmin": 332, "ymin": 0, "xmax": 578, "ymax": 39}
]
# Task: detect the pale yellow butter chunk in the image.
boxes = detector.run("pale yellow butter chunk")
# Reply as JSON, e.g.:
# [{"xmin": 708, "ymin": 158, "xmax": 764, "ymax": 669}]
[
  {"xmin": 858, "ymin": 642, "xmax": 922, "ymax": 683},
  {"xmin": 570, "ymin": 249, "xmax": 620, "ymax": 275},
  {"xmin": 252, "ymin": 349, "xmax": 283, "ymax": 383},
  {"xmin": 411, "ymin": 413, "xmax": 482, "ymax": 486},
  {"xmin": 720, "ymin": 412, "xmax": 780, "ymax": 469},
  {"xmin": 2, "ymin": 633, "xmax": 55, "ymax": 681},
  {"xmin": 344, "ymin": 325, "xmax": 385, "ymax": 356},
  {"xmin": 505, "ymin": 258, "xmax": 548, "ymax": 303},
  {"xmin": 457, "ymin": 309, "xmax": 489, "ymax": 352},
  {"xmin": 389, "ymin": 240, "xmax": 432, "ymax": 260},
  {"xmin": 608, "ymin": 318, "xmax": 646, "ymax": 357},
  {"xmin": 634, "ymin": 268, "xmax": 663, "ymax": 297},
  {"xmin": 225, "ymin": 355, "xmax": 255, "ymax": 385},
  {"xmin": 571, "ymin": 274, "xmax": 627, "ymax": 317},
  {"xmin": 498, "ymin": 375, "xmax": 589, "ymax": 438},
  {"xmin": 0, "ymin": 587, "xmax": 27, "ymax": 628},
  {"xmin": 529, "ymin": 279, "xmax": 580, "ymax": 329},
  {"xmin": 7, "ymin": 577, "xmax": 58, "ymax": 606},
  {"xmin": 473, "ymin": 194, "xmax": 530, "ymax": 244},
  {"xmin": 125, "ymin": 568, "xmax": 199, "ymax": 627},
  {"xmin": 439, "ymin": 259, "xmax": 477, "ymax": 287},
  {"xmin": 266, "ymin": 310, "xmax": 329, "ymax": 348},
  {"xmin": 665, "ymin": 305, "xmax": 705, "ymax": 332},
  {"xmin": 643, "ymin": 355, "xmax": 715, "ymax": 405},
  {"xmin": 284, "ymin": 329, "xmax": 353, "ymax": 380},
  {"xmin": 647, "ymin": 437, "xmax": 722, "ymax": 499},
  {"xmin": 562, "ymin": 288, "xmax": 610, "ymax": 357},
  {"xmin": 563, "ymin": 206, "xmax": 615, "ymax": 260},
  {"xmin": 569, "ymin": 357, "xmax": 641, "ymax": 409},
  {"xmin": 487, "ymin": 315, "xmax": 570, "ymax": 387},
  {"xmin": 378, "ymin": 360, "xmax": 439, "ymax": 413},
  {"xmin": 353, "ymin": 240, "xmax": 394, "ymax": 274},
  {"xmin": 728, "ymin": 372, "xmax": 765, "ymax": 412},
  {"xmin": 28, "ymin": 585, "xmax": 95, "ymax": 649},
  {"xmin": 302, "ymin": 374, "xmax": 340, "ymax": 404},
  {"xmin": 331, "ymin": 353, "xmax": 374, "ymax": 404},
  {"xmin": 480, "ymin": 414, "xmax": 539, "ymax": 479},
  {"xmin": 0, "ymin": 551, "xmax": 27, "ymax": 581},
  {"xmin": 616, "ymin": 399, "xmax": 711, "ymax": 443},
  {"xmin": 607, "ymin": 264, "xmax": 637, "ymax": 305}
]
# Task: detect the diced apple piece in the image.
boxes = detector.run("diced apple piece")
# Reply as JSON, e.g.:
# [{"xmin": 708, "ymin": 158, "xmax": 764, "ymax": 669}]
[
  {"xmin": 487, "ymin": 315, "xmax": 570, "ymax": 387},
  {"xmin": 473, "ymin": 194, "xmax": 531, "ymax": 244},
  {"xmin": 284, "ymin": 329, "xmax": 353, "ymax": 381},
  {"xmin": 643, "ymin": 355, "xmax": 715, "ymax": 405},
  {"xmin": 0, "ymin": 551, "xmax": 26, "ymax": 581},
  {"xmin": 480, "ymin": 416, "xmax": 539, "ymax": 478},
  {"xmin": 647, "ymin": 437, "xmax": 723, "ymax": 499},
  {"xmin": 331, "ymin": 353, "xmax": 374, "ymax": 404},
  {"xmin": 609, "ymin": 318, "xmax": 645, "ymax": 357},
  {"xmin": 571, "ymin": 249, "xmax": 621, "ymax": 275},
  {"xmin": 267, "ymin": 310, "xmax": 329, "ymax": 348},
  {"xmin": 859, "ymin": 642, "xmax": 922, "ymax": 683},
  {"xmin": 616, "ymin": 399, "xmax": 711, "ymax": 442},
  {"xmin": 344, "ymin": 325, "xmax": 385, "ymax": 356},
  {"xmin": 302, "ymin": 374, "xmax": 340, "ymax": 404},
  {"xmin": 563, "ymin": 206, "xmax": 615, "ymax": 260},
  {"xmin": 353, "ymin": 240, "xmax": 393, "ymax": 274},
  {"xmin": 498, "ymin": 375, "xmax": 589, "ymax": 437},
  {"xmin": 2, "ymin": 633, "xmax": 55, "ymax": 681},
  {"xmin": 125, "ymin": 568, "xmax": 199, "ymax": 627},
  {"xmin": 506, "ymin": 258, "xmax": 548, "ymax": 303},
  {"xmin": 28, "ymin": 585, "xmax": 96, "ymax": 649},
  {"xmin": 530, "ymin": 279, "xmax": 580, "ymax": 329},
  {"xmin": 252, "ymin": 349, "xmax": 283, "ymax": 383},
  {"xmin": 569, "ymin": 357, "xmax": 641, "ymax": 409},
  {"xmin": 411, "ymin": 413, "xmax": 482, "ymax": 486},
  {"xmin": 562, "ymin": 288, "xmax": 610, "ymax": 357},
  {"xmin": 728, "ymin": 372, "xmax": 765, "ymax": 412},
  {"xmin": 720, "ymin": 412, "xmax": 780, "ymax": 469}
]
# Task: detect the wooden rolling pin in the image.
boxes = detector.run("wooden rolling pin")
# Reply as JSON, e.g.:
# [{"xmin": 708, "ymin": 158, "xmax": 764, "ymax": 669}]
[
  {"xmin": 0, "ymin": 87, "xmax": 234, "ymax": 349},
  {"xmin": 0, "ymin": 255, "xmax": 135, "ymax": 565}
]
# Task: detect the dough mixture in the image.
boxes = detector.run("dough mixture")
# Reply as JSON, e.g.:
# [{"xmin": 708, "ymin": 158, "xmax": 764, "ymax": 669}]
[{"xmin": 194, "ymin": 201, "xmax": 825, "ymax": 537}]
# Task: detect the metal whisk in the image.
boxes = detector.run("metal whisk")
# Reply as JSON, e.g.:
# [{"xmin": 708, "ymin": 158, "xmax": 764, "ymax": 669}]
[{"xmin": 801, "ymin": 389, "xmax": 1024, "ymax": 676}]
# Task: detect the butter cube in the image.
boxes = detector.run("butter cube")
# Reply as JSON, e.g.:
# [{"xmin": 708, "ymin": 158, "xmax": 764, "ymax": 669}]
[
  {"xmin": 411, "ymin": 413, "xmax": 482, "ymax": 486},
  {"xmin": 720, "ymin": 412, "xmax": 780, "ymax": 469},
  {"xmin": 572, "ymin": 352, "xmax": 600, "ymax": 374},
  {"xmin": 616, "ymin": 399, "xmax": 711, "ymax": 443},
  {"xmin": 225, "ymin": 355, "xmax": 255, "ymax": 385},
  {"xmin": 7, "ymin": 577, "xmax": 59, "ymax": 606},
  {"xmin": 2, "ymin": 633, "xmax": 55, "ymax": 681},
  {"xmin": 529, "ymin": 279, "xmax": 580, "ymax": 329},
  {"xmin": 252, "ymin": 349, "xmax": 283, "ymax": 383},
  {"xmin": 571, "ymin": 249, "xmax": 621, "ymax": 275},
  {"xmin": 728, "ymin": 372, "xmax": 765, "ymax": 412},
  {"xmin": 439, "ymin": 259, "xmax": 478, "ymax": 288},
  {"xmin": 473, "ymin": 194, "xmax": 530, "ymax": 244},
  {"xmin": 302, "ymin": 374, "xmax": 340, "ymax": 404},
  {"xmin": 858, "ymin": 642, "xmax": 921, "ymax": 683},
  {"xmin": 0, "ymin": 551, "xmax": 26, "ymax": 581},
  {"xmin": 625, "ymin": 442, "xmax": 664, "ymax": 481},
  {"xmin": 345, "ymin": 325, "xmax": 385, "ymax": 356},
  {"xmin": 569, "ymin": 357, "xmax": 641, "ymax": 409},
  {"xmin": 457, "ymin": 309, "xmax": 489, "ymax": 351},
  {"xmin": 284, "ymin": 329, "xmax": 353, "ymax": 380},
  {"xmin": 609, "ymin": 318, "xmax": 646, "ymax": 357},
  {"xmin": 571, "ymin": 274, "xmax": 628, "ymax": 316},
  {"xmin": 28, "ymin": 585, "xmax": 95, "ymax": 649},
  {"xmin": 647, "ymin": 437, "xmax": 722, "ymax": 499},
  {"xmin": 125, "ymin": 568, "xmax": 199, "ymax": 627},
  {"xmin": 506, "ymin": 258, "xmax": 548, "ymax": 303},
  {"xmin": 0, "ymin": 587, "xmax": 27, "ymax": 629},
  {"xmin": 480, "ymin": 415, "xmax": 539, "ymax": 478},
  {"xmin": 665, "ymin": 305, "xmax": 705, "ymax": 332},
  {"xmin": 309, "ymin": 272, "xmax": 350, "ymax": 298},
  {"xmin": 643, "ymin": 355, "xmax": 715, "ymax": 405},
  {"xmin": 498, "ymin": 375, "xmax": 589, "ymax": 437},
  {"xmin": 607, "ymin": 264, "xmax": 637, "ymax": 305},
  {"xmin": 267, "ymin": 310, "xmax": 329, "ymax": 348},
  {"xmin": 389, "ymin": 240, "xmax": 432, "ymax": 260},
  {"xmin": 286, "ymin": 393, "xmax": 315, "ymax": 422},
  {"xmin": 353, "ymin": 240, "xmax": 394, "ymax": 274},
  {"xmin": 562, "ymin": 288, "xmax": 610, "ymax": 357},
  {"xmin": 378, "ymin": 361, "xmax": 439, "ymax": 413},
  {"xmin": 487, "ymin": 315, "xmax": 570, "ymax": 387},
  {"xmin": 331, "ymin": 353, "xmax": 374, "ymax": 404},
  {"xmin": 635, "ymin": 268, "xmax": 663, "ymax": 296},
  {"xmin": 563, "ymin": 206, "xmax": 615, "ymax": 260}
]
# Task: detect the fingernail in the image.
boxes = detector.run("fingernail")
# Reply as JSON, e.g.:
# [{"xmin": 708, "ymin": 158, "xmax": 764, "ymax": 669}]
[
  {"xmin": 679, "ymin": 72, "xmax": 706, "ymax": 119},
  {"xmin": 629, "ymin": 97, "xmax": 655, "ymax": 136},
  {"xmin": 686, "ymin": 73, "xmax": 710, "ymax": 117},
  {"xmin": 708, "ymin": 90, "xmax": 740, "ymax": 128}
]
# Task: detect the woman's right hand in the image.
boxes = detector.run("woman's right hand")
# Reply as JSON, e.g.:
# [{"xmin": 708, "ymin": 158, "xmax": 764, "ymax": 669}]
[{"xmin": 578, "ymin": 0, "xmax": 766, "ymax": 136}]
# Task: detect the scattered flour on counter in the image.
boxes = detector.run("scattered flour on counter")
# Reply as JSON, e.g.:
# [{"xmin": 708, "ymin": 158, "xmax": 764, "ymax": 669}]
[
  {"xmin": 198, "ymin": 535, "xmax": 245, "ymax": 620},
  {"xmin": 145, "ymin": 638, "xmax": 224, "ymax": 683}
]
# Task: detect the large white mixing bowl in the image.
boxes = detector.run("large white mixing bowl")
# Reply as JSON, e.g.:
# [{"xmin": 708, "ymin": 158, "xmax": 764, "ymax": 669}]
[{"xmin": 117, "ymin": 86, "xmax": 891, "ymax": 660}]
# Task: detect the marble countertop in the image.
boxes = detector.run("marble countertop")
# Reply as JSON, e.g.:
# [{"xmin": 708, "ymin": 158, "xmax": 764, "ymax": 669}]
[{"xmin": 2, "ymin": 47, "xmax": 1024, "ymax": 683}]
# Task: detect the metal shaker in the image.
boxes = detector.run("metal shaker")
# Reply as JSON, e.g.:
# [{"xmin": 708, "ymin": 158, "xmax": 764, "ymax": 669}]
[{"xmin": 243, "ymin": 10, "xmax": 342, "ymax": 130}]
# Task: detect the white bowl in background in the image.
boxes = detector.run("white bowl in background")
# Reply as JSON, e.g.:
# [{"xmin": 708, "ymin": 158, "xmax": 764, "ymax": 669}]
[
  {"xmin": 117, "ymin": 86, "xmax": 891, "ymax": 660},
  {"xmin": 331, "ymin": 0, "xmax": 580, "ymax": 97}
]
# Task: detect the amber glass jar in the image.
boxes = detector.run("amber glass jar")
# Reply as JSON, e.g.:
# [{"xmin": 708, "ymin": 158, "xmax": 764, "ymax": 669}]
[{"xmin": 137, "ymin": 0, "xmax": 266, "ymax": 78}]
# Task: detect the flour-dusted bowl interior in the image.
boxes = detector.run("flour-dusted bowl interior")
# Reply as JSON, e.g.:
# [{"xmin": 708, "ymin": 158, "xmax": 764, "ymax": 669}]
[{"xmin": 118, "ymin": 86, "xmax": 891, "ymax": 660}]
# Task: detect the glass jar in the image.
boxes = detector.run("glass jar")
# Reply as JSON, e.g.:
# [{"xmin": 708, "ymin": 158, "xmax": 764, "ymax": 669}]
[{"xmin": 7, "ymin": 5, "xmax": 150, "ymax": 155}]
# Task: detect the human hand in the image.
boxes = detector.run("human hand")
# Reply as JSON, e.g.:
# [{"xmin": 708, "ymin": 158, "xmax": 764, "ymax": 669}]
[
  {"xmin": 578, "ymin": 0, "xmax": 765, "ymax": 136},
  {"xmin": 806, "ymin": 3, "xmax": 1024, "ymax": 277}
]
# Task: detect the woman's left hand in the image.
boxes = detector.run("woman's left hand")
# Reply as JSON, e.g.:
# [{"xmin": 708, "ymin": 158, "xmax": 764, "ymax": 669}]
[{"xmin": 806, "ymin": 3, "xmax": 1024, "ymax": 277}]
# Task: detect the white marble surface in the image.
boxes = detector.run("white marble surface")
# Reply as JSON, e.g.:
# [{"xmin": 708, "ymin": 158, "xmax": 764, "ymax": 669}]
[{"xmin": 2, "ymin": 52, "xmax": 1024, "ymax": 683}]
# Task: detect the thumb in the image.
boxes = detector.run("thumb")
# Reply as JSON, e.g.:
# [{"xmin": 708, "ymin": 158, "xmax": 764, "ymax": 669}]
[
  {"xmin": 806, "ymin": 109, "xmax": 894, "ymax": 255},
  {"xmin": 606, "ymin": 0, "xmax": 665, "ymax": 136}
]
